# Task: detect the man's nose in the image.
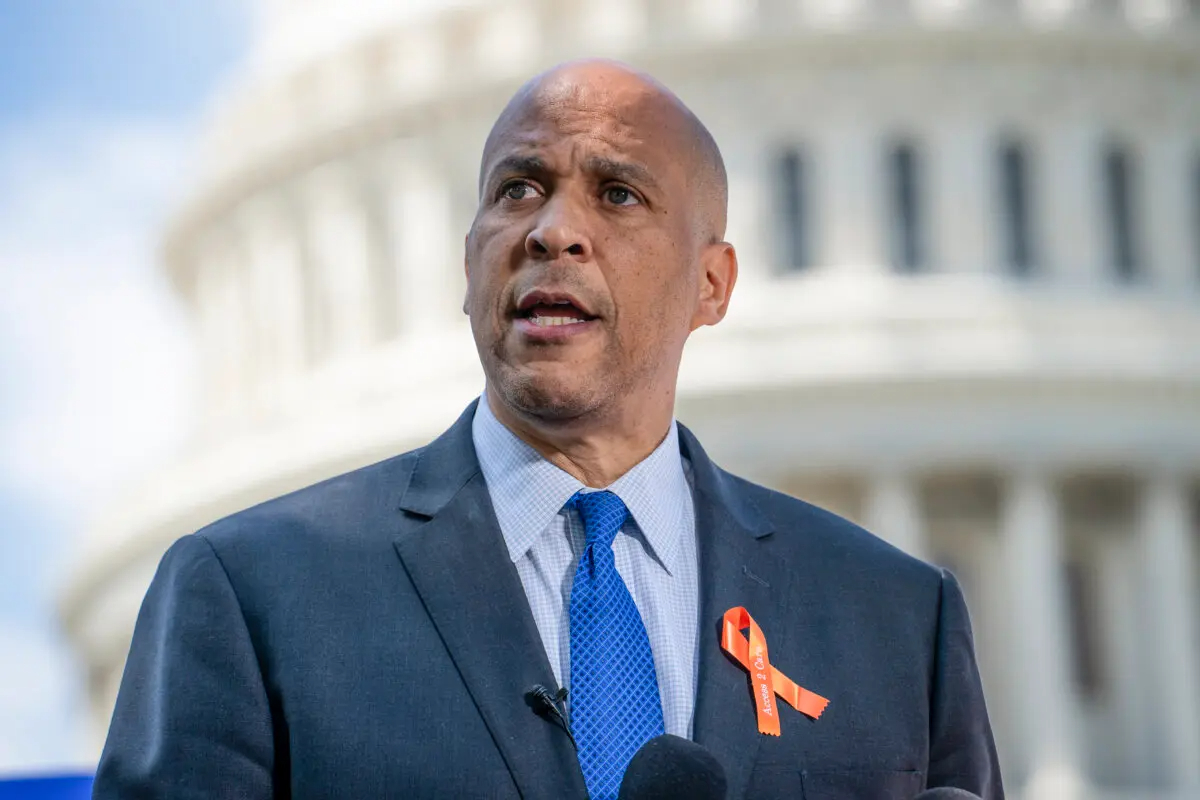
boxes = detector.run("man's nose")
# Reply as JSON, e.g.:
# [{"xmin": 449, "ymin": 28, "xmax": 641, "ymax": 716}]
[{"xmin": 525, "ymin": 197, "xmax": 592, "ymax": 262}]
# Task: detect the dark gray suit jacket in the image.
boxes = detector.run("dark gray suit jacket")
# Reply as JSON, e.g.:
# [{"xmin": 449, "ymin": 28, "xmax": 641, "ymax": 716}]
[{"xmin": 95, "ymin": 402, "xmax": 1002, "ymax": 799}]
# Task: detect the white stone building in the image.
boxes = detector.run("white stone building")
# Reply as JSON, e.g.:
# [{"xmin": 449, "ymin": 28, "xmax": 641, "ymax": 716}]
[{"xmin": 60, "ymin": 0, "xmax": 1200, "ymax": 797}]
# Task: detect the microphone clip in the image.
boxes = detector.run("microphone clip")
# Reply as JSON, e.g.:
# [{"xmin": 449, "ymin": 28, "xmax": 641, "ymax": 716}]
[{"xmin": 526, "ymin": 684, "xmax": 576, "ymax": 750}]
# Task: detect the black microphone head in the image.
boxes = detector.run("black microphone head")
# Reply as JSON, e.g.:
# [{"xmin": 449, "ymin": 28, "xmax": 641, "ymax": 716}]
[
  {"xmin": 526, "ymin": 685, "xmax": 554, "ymax": 708},
  {"xmin": 617, "ymin": 734, "xmax": 727, "ymax": 800},
  {"xmin": 913, "ymin": 788, "xmax": 983, "ymax": 800},
  {"xmin": 525, "ymin": 684, "xmax": 565, "ymax": 716}
]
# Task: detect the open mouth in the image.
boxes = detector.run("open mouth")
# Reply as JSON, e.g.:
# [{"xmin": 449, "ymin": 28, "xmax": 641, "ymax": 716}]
[
  {"xmin": 513, "ymin": 290, "xmax": 599, "ymax": 330},
  {"xmin": 518, "ymin": 302, "xmax": 596, "ymax": 327}
]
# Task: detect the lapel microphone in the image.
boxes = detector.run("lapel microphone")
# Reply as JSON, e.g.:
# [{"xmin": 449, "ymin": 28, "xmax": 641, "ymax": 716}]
[{"xmin": 526, "ymin": 684, "xmax": 575, "ymax": 749}]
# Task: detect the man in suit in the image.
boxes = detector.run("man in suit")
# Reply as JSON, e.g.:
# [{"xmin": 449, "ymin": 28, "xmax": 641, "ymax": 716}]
[{"xmin": 95, "ymin": 60, "xmax": 1002, "ymax": 799}]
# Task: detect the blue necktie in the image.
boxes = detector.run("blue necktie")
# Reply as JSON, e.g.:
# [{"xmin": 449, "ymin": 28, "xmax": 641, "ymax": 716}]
[{"xmin": 567, "ymin": 490, "xmax": 665, "ymax": 800}]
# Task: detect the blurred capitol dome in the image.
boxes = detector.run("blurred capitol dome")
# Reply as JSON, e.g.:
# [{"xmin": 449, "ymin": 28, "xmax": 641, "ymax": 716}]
[{"xmin": 62, "ymin": 0, "xmax": 1200, "ymax": 797}]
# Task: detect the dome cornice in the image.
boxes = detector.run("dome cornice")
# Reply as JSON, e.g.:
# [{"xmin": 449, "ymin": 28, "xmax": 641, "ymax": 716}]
[{"xmin": 161, "ymin": 20, "xmax": 1200, "ymax": 295}]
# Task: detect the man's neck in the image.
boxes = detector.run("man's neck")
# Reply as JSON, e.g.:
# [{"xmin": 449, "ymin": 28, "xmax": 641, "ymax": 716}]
[{"xmin": 484, "ymin": 386, "xmax": 674, "ymax": 489}]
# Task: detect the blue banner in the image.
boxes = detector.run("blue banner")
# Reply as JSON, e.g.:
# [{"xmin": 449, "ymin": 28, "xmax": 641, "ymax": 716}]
[{"xmin": 0, "ymin": 776, "xmax": 93, "ymax": 799}]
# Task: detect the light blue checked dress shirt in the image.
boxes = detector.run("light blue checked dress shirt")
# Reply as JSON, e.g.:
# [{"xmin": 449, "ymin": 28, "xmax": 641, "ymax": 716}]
[{"xmin": 472, "ymin": 393, "xmax": 700, "ymax": 739}]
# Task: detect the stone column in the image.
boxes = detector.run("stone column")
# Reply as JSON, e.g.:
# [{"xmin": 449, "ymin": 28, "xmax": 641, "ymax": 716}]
[
  {"xmin": 384, "ymin": 139, "xmax": 460, "ymax": 337},
  {"xmin": 800, "ymin": 0, "xmax": 866, "ymax": 24},
  {"xmin": 815, "ymin": 124, "xmax": 886, "ymax": 273},
  {"xmin": 863, "ymin": 472, "xmax": 926, "ymax": 559},
  {"xmin": 1139, "ymin": 471, "xmax": 1200, "ymax": 790},
  {"xmin": 758, "ymin": 0, "xmax": 798, "ymax": 27},
  {"xmin": 929, "ymin": 122, "xmax": 997, "ymax": 275},
  {"xmin": 1001, "ymin": 470, "xmax": 1086, "ymax": 800},
  {"xmin": 1023, "ymin": 0, "xmax": 1119, "ymax": 23},
  {"xmin": 689, "ymin": 0, "xmax": 756, "ymax": 36},
  {"xmin": 191, "ymin": 245, "xmax": 226, "ymax": 428},
  {"xmin": 1141, "ymin": 131, "xmax": 1193, "ymax": 291},
  {"xmin": 240, "ymin": 196, "xmax": 308, "ymax": 410},
  {"xmin": 1096, "ymin": 531, "xmax": 1155, "ymax": 783},
  {"xmin": 1039, "ymin": 122, "xmax": 1103, "ymax": 285},
  {"xmin": 303, "ymin": 163, "xmax": 377, "ymax": 359},
  {"xmin": 473, "ymin": 2, "xmax": 540, "ymax": 80},
  {"xmin": 915, "ymin": 0, "xmax": 1017, "ymax": 23},
  {"xmin": 1126, "ymin": 0, "xmax": 1193, "ymax": 26},
  {"xmin": 723, "ymin": 136, "xmax": 770, "ymax": 282},
  {"xmin": 575, "ymin": 0, "xmax": 649, "ymax": 51},
  {"xmin": 194, "ymin": 230, "xmax": 252, "ymax": 427}
]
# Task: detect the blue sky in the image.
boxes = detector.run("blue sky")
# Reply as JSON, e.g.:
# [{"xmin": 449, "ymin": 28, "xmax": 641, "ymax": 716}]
[
  {"xmin": 0, "ymin": 0, "xmax": 246, "ymax": 119},
  {"xmin": 0, "ymin": 0, "xmax": 249, "ymax": 774}
]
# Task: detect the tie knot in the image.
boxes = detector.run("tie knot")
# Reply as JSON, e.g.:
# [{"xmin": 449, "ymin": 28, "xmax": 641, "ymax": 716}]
[{"xmin": 569, "ymin": 490, "xmax": 629, "ymax": 548}]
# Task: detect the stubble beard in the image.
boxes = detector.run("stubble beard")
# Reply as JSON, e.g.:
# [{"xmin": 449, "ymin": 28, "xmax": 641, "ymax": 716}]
[{"xmin": 486, "ymin": 336, "xmax": 632, "ymax": 425}]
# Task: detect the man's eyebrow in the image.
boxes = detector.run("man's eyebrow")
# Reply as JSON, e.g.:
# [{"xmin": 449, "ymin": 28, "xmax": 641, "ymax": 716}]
[
  {"xmin": 479, "ymin": 153, "xmax": 662, "ymax": 195},
  {"xmin": 485, "ymin": 154, "xmax": 548, "ymax": 186},
  {"xmin": 584, "ymin": 156, "xmax": 660, "ymax": 192}
]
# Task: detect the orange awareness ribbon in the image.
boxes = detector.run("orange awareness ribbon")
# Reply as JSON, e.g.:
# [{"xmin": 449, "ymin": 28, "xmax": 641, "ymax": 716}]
[{"xmin": 720, "ymin": 606, "xmax": 829, "ymax": 735}]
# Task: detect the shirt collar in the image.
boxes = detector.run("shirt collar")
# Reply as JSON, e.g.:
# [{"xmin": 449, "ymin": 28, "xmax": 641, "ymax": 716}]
[
  {"xmin": 471, "ymin": 392, "xmax": 690, "ymax": 574},
  {"xmin": 602, "ymin": 419, "xmax": 689, "ymax": 575}
]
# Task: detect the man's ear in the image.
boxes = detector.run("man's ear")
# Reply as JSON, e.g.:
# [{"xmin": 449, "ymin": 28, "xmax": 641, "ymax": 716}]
[
  {"xmin": 462, "ymin": 236, "xmax": 471, "ymax": 315},
  {"xmin": 690, "ymin": 241, "xmax": 738, "ymax": 331}
]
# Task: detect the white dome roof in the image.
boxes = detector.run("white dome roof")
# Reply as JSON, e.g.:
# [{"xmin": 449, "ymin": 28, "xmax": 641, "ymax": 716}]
[{"xmin": 251, "ymin": 0, "xmax": 486, "ymax": 81}]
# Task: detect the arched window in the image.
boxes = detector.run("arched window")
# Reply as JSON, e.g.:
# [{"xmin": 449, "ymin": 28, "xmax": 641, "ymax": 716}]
[
  {"xmin": 1103, "ymin": 143, "xmax": 1141, "ymax": 282},
  {"xmin": 888, "ymin": 141, "xmax": 924, "ymax": 273},
  {"xmin": 775, "ymin": 147, "xmax": 810, "ymax": 272},
  {"xmin": 998, "ymin": 139, "xmax": 1036, "ymax": 276}
]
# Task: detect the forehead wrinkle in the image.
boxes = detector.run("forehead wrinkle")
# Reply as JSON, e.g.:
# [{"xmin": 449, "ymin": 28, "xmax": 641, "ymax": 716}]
[
  {"xmin": 481, "ymin": 124, "xmax": 660, "ymax": 192},
  {"xmin": 479, "ymin": 113, "xmax": 626, "ymax": 193},
  {"xmin": 478, "ymin": 60, "xmax": 727, "ymax": 238},
  {"xmin": 480, "ymin": 74, "xmax": 648, "ymax": 182}
]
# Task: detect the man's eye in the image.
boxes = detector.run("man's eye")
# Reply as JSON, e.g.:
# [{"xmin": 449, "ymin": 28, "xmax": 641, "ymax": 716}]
[
  {"xmin": 604, "ymin": 186, "xmax": 639, "ymax": 206},
  {"xmin": 501, "ymin": 182, "xmax": 539, "ymax": 201}
]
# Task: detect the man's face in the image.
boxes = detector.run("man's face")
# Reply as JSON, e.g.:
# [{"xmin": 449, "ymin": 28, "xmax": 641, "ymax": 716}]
[{"xmin": 465, "ymin": 78, "xmax": 708, "ymax": 423}]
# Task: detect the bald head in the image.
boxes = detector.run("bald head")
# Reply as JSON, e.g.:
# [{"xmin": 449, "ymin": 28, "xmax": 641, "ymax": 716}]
[
  {"xmin": 464, "ymin": 60, "xmax": 739, "ymax": 444},
  {"xmin": 478, "ymin": 59, "xmax": 729, "ymax": 242}
]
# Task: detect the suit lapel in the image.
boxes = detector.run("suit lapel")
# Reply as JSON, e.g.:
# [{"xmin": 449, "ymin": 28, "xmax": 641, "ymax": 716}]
[
  {"xmin": 393, "ymin": 403, "xmax": 587, "ymax": 800},
  {"xmin": 681, "ymin": 424, "xmax": 777, "ymax": 800}
]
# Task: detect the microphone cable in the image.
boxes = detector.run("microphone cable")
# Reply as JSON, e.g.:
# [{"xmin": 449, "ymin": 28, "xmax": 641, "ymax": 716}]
[{"xmin": 527, "ymin": 684, "xmax": 575, "ymax": 750}]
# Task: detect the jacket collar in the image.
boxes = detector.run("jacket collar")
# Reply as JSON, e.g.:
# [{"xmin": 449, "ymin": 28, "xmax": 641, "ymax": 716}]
[
  {"xmin": 394, "ymin": 400, "xmax": 588, "ymax": 800},
  {"xmin": 396, "ymin": 402, "xmax": 777, "ymax": 800},
  {"xmin": 678, "ymin": 422, "xmax": 779, "ymax": 800}
]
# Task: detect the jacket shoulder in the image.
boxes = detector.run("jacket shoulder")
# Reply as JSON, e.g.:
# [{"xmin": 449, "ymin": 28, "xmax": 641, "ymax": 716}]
[
  {"xmin": 724, "ymin": 470, "xmax": 942, "ymax": 586},
  {"xmin": 192, "ymin": 444, "xmax": 426, "ymax": 553}
]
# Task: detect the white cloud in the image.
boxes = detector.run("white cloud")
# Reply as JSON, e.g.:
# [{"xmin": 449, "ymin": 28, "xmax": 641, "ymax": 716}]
[
  {"xmin": 0, "ymin": 115, "xmax": 201, "ymax": 773},
  {"xmin": 0, "ymin": 117, "xmax": 198, "ymax": 519}
]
